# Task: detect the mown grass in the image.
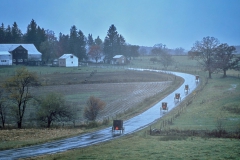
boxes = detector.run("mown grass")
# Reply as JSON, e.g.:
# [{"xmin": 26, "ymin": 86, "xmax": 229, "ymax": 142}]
[
  {"xmin": 29, "ymin": 136, "xmax": 240, "ymax": 160},
  {"xmin": 27, "ymin": 56, "xmax": 240, "ymax": 160}
]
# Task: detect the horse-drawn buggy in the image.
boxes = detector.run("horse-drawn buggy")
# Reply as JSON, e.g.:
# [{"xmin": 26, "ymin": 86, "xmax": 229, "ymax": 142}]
[
  {"xmin": 195, "ymin": 75, "xmax": 199, "ymax": 83},
  {"xmin": 112, "ymin": 120, "xmax": 124, "ymax": 134},
  {"xmin": 184, "ymin": 84, "xmax": 190, "ymax": 93},
  {"xmin": 174, "ymin": 93, "xmax": 181, "ymax": 102},
  {"xmin": 160, "ymin": 102, "xmax": 168, "ymax": 114}
]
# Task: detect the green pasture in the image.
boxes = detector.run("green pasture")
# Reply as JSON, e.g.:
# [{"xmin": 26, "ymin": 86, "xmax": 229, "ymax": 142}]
[
  {"xmin": 41, "ymin": 136, "xmax": 240, "ymax": 160},
  {"xmin": 1, "ymin": 56, "xmax": 240, "ymax": 159},
  {"xmin": 35, "ymin": 56, "xmax": 240, "ymax": 160},
  {"xmin": 152, "ymin": 73, "xmax": 240, "ymax": 132}
]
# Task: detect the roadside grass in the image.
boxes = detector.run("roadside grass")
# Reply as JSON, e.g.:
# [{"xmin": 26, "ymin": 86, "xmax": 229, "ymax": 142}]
[
  {"xmin": 0, "ymin": 128, "xmax": 84, "ymax": 151},
  {"xmin": 27, "ymin": 56, "xmax": 240, "ymax": 160},
  {"xmin": 168, "ymin": 74, "xmax": 240, "ymax": 131},
  {"xmin": 29, "ymin": 136, "xmax": 240, "ymax": 160}
]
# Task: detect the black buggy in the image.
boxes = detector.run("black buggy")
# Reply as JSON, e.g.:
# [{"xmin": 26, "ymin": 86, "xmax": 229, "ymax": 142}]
[{"xmin": 112, "ymin": 120, "xmax": 124, "ymax": 134}]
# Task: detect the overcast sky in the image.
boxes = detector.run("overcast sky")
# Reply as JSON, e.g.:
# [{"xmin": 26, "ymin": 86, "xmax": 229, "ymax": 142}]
[{"xmin": 1, "ymin": 0, "xmax": 240, "ymax": 50}]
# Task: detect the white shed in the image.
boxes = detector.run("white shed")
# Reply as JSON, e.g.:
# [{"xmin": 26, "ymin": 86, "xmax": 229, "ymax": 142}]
[
  {"xmin": 112, "ymin": 55, "xmax": 126, "ymax": 64},
  {"xmin": 59, "ymin": 54, "xmax": 78, "ymax": 67},
  {"xmin": 0, "ymin": 51, "xmax": 12, "ymax": 65}
]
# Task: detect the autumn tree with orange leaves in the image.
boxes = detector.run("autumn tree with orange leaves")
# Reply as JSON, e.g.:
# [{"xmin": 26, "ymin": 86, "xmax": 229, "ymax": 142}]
[{"xmin": 84, "ymin": 96, "xmax": 106, "ymax": 121}]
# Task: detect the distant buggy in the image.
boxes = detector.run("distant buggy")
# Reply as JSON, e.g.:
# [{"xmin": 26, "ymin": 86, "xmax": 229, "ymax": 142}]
[
  {"xmin": 112, "ymin": 120, "xmax": 124, "ymax": 134},
  {"xmin": 184, "ymin": 84, "xmax": 190, "ymax": 93},
  {"xmin": 160, "ymin": 102, "xmax": 168, "ymax": 114},
  {"xmin": 174, "ymin": 93, "xmax": 181, "ymax": 102}
]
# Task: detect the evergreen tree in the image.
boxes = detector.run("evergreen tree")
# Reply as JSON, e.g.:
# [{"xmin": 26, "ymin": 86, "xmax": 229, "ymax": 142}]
[
  {"xmin": 58, "ymin": 32, "xmax": 69, "ymax": 56},
  {"xmin": 24, "ymin": 19, "xmax": 46, "ymax": 49},
  {"xmin": 36, "ymin": 26, "xmax": 46, "ymax": 50},
  {"xmin": 94, "ymin": 36, "xmax": 103, "ymax": 46},
  {"xmin": 0, "ymin": 23, "xmax": 5, "ymax": 43},
  {"xmin": 103, "ymin": 24, "xmax": 119, "ymax": 62},
  {"xmin": 5, "ymin": 25, "xmax": 12, "ymax": 43},
  {"xmin": 87, "ymin": 34, "xmax": 95, "ymax": 46},
  {"xmin": 69, "ymin": 26, "xmax": 86, "ymax": 60},
  {"xmin": 11, "ymin": 22, "xmax": 22, "ymax": 43},
  {"xmin": 76, "ymin": 30, "xmax": 87, "ymax": 60},
  {"xmin": 69, "ymin": 25, "xmax": 78, "ymax": 54},
  {"xmin": 118, "ymin": 34, "xmax": 126, "ymax": 56},
  {"xmin": 24, "ymin": 19, "xmax": 38, "ymax": 45}
]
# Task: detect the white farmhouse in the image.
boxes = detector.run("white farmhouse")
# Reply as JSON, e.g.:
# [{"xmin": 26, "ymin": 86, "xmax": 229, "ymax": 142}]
[
  {"xmin": 0, "ymin": 51, "xmax": 12, "ymax": 65},
  {"xmin": 59, "ymin": 54, "xmax": 78, "ymax": 67}
]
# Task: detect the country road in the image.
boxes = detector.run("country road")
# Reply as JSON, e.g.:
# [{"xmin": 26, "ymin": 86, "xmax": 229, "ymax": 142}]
[{"xmin": 0, "ymin": 69, "xmax": 198, "ymax": 160}]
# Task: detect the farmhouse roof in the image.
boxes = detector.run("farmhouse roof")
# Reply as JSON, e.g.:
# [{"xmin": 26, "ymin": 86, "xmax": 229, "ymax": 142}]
[
  {"xmin": 113, "ymin": 55, "xmax": 124, "ymax": 58},
  {"xmin": 0, "ymin": 51, "xmax": 11, "ymax": 55},
  {"xmin": 59, "ymin": 54, "xmax": 78, "ymax": 59},
  {"xmin": 0, "ymin": 44, "xmax": 41, "ymax": 55}
]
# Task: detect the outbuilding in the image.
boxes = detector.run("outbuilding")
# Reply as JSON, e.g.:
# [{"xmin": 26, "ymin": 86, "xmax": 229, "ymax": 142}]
[
  {"xmin": 59, "ymin": 54, "xmax": 78, "ymax": 67},
  {"xmin": 112, "ymin": 55, "xmax": 126, "ymax": 64}
]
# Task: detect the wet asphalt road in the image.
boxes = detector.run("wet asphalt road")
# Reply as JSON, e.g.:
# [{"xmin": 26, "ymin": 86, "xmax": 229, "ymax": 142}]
[{"xmin": 0, "ymin": 69, "xmax": 198, "ymax": 160}]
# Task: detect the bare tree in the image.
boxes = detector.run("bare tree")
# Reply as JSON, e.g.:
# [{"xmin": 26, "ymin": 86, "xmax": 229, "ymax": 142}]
[
  {"xmin": 191, "ymin": 36, "xmax": 220, "ymax": 78},
  {"xmin": 36, "ymin": 92, "xmax": 74, "ymax": 128},
  {"xmin": 0, "ymin": 89, "xmax": 7, "ymax": 128},
  {"xmin": 159, "ymin": 52, "xmax": 174, "ymax": 69},
  {"xmin": 84, "ymin": 96, "xmax": 106, "ymax": 121},
  {"xmin": 3, "ymin": 67, "xmax": 40, "ymax": 128}
]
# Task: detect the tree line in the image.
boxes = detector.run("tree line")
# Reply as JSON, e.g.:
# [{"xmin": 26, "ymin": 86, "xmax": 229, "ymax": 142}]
[{"xmin": 0, "ymin": 20, "xmax": 140, "ymax": 64}]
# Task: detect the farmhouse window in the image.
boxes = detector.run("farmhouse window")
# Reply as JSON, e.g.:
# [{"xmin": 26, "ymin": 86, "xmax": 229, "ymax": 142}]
[
  {"xmin": 18, "ymin": 59, "xmax": 23, "ymax": 62},
  {"xmin": 13, "ymin": 59, "xmax": 16, "ymax": 62},
  {"xmin": 71, "ymin": 55, "xmax": 73, "ymax": 58}
]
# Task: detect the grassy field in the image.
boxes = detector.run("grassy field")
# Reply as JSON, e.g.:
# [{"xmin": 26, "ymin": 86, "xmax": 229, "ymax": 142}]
[
  {"xmin": 23, "ymin": 55, "xmax": 240, "ymax": 160},
  {"xmin": 1, "ymin": 56, "xmax": 240, "ymax": 159},
  {"xmin": 0, "ymin": 63, "xmax": 183, "ymax": 150}
]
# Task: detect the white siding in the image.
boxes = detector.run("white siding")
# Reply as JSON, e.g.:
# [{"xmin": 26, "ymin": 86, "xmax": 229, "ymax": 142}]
[
  {"xmin": 0, "ymin": 52, "xmax": 12, "ymax": 65},
  {"xmin": 65, "ymin": 55, "xmax": 78, "ymax": 67},
  {"xmin": 59, "ymin": 54, "xmax": 78, "ymax": 67}
]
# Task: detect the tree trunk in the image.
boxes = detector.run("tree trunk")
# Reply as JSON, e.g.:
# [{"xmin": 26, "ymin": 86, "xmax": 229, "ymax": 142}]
[
  {"xmin": 47, "ymin": 119, "xmax": 51, "ymax": 128},
  {"xmin": 0, "ymin": 115, "xmax": 5, "ymax": 128},
  {"xmin": 17, "ymin": 121, "xmax": 22, "ymax": 128},
  {"xmin": 223, "ymin": 69, "xmax": 227, "ymax": 78},
  {"xmin": 208, "ymin": 71, "xmax": 212, "ymax": 79}
]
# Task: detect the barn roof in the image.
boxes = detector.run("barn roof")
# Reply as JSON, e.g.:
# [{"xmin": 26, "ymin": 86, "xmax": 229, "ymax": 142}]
[
  {"xmin": 0, "ymin": 44, "xmax": 41, "ymax": 55},
  {"xmin": 0, "ymin": 51, "xmax": 11, "ymax": 55},
  {"xmin": 59, "ymin": 54, "xmax": 78, "ymax": 59},
  {"xmin": 113, "ymin": 55, "xmax": 124, "ymax": 58}
]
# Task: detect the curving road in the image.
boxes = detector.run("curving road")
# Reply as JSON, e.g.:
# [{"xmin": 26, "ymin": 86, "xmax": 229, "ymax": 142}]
[{"xmin": 0, "ymin": 69, "xmax": 198, "ymax": 160}]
